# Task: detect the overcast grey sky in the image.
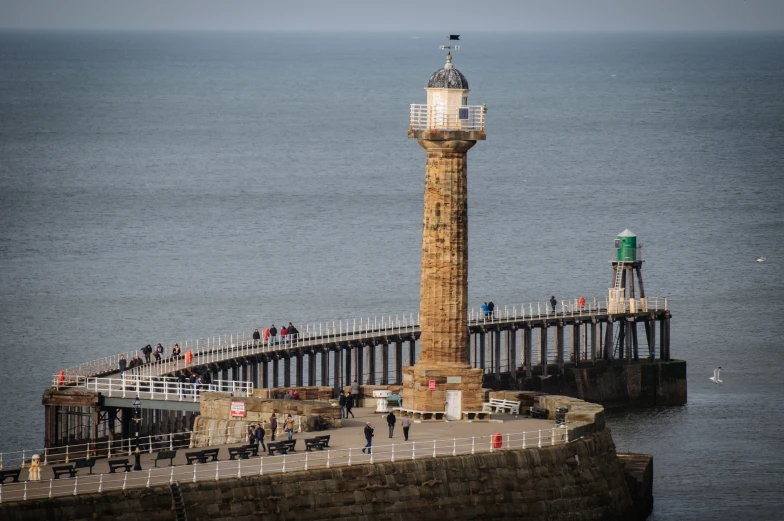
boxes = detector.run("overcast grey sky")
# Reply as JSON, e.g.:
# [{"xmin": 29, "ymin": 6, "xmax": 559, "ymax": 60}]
[{"xmin": 1, "ymin": 0, "xmax": 783, "ymax": 31}]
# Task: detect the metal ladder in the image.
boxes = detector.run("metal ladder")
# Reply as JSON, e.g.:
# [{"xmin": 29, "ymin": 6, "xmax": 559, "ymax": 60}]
[
  {"xmin": 613, "ymin": 266, "xmax": 624, "ymax": 289},
  {"xmin": 169, "ymin": 481, "xmax": 187, "ymax": 521}
]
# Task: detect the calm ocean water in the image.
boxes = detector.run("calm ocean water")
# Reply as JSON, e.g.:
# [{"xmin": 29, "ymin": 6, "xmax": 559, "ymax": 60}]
[{"xmin": 1, "ymin": 31, "xmax": 782, "ymax": 519}]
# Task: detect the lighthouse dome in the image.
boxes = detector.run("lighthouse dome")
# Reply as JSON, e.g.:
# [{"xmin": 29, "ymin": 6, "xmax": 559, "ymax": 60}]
[{"xmin": 426, "ymin": 53, "xmax": 469, "ymax": 89}]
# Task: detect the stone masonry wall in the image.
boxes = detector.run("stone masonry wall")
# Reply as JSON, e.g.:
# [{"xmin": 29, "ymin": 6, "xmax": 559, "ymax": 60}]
[{"xmin": 2, "ymin": 429, "xmax": 637, "ymax": 521}]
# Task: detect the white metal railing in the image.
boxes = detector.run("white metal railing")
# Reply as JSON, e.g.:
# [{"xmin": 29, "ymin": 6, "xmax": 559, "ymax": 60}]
[
  {"xmin": 51, "ymin": 297, "xmax": 668, "ymax": 386},
  {"xmin": 0, "ymin": 427, "xmax": 568, "ymax": 503},
  {"xmin": 409, "ymin": 104, "xmax": 485, "ymax": 131},
  {"xmin": 0, "ymin": 421, "xmax": 307, "ymax": 473},
  {"xmin": 77, "ymin": 375, "xmax": 252, "ymax": 401}
]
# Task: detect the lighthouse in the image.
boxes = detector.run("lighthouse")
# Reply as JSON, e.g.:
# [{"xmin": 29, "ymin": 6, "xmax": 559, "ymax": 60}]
[{"xmin": 402, "ymin": 38, "xmax": 487, "ymax": 419}]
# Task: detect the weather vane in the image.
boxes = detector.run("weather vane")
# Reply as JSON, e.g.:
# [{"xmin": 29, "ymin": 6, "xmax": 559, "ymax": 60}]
[{"xmin": 439, "ymin": 35, "xmax": 460, "ymax": 53}]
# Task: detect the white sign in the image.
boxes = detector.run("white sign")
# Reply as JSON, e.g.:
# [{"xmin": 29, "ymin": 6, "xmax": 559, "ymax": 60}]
[{"xmin": 230, "ymin": 401, "xmax": 246, "ymax": 417}]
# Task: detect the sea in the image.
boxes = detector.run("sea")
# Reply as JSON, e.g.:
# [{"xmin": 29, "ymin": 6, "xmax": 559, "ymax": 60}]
[{"xmin": 0, "ymin": 30, "xmax": 782, "ymax": 520}]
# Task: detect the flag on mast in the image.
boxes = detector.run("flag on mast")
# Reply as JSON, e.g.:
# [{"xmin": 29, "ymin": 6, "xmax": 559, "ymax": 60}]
[{"xmin": 449, "ymin": 35, "xmax": 460, "ymax": 40}]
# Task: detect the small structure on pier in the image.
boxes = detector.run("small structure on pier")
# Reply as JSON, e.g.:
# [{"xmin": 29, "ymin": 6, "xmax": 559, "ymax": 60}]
[
  {"xmin": 609, "ymin": 229, "xmax": 646, "ymax": 313},
  {"xmin": 402, "ymin": 37, "xmax": 487, "ymax": 419}
]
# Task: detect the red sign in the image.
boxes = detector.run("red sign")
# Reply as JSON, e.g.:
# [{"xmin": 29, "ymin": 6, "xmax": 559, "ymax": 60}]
[
  {"xmin": 429, "ymin": 380, "xmax": 436, "ymax": 391},
  {"xmin": 230, "ymin": 401, "xmax": 246, "ymax": 417}
]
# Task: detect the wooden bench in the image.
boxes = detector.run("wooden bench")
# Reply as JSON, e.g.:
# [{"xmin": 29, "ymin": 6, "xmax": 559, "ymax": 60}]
[
  {"xmin": 201, "ymin": 448, "xmax": 220, "ymax": 462},
  {"xmin": 482, "ymin": 398, "xmax": 521, "ymax": 415},
  {"xmin": 0, "ymin": 468, "xmax": 22, "ymax": 484},
  {"xmin": 153, "ymin": 450, "xmax": 177, "ymax": 467},
  {"xmin": 280, "ymin": 439, "xmax": 297, "ymax": 452},
  {"xmin": 266, "ymin": 442, "xmax": 289, "ymax": 456},
  {"xmin": 304, "ymin": 438, "xmax": 324, "ymax": 451},
  {"xmin": 185, "ymin": 451, "xmax": 208, "ymax": 465},
  {"xmin": 74, "ymin": 457, "xmax": 96, "ymax": 475},
  {"xmin": 242, "ymin": 444, "xmax": 259, "ymax": 457},
  {"xmin": 314, "ymin": 435, "xmax": 330, "ymax": 448},
  {"xmin": 52, "ymin": 465, "xmax": 77, "ymax": 479},
  {"xmin": 228, "ymin": 447, "xmax": 249, "ymax": 460},
  {"xmin": 107, "ymin": 459, "xmax": 132, "ymax": 473}
]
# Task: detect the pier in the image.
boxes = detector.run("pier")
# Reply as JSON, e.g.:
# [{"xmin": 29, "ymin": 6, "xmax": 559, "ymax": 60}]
[{"xmin": 41, "ymin": 296, "xmax": 671, "ymax": 449}]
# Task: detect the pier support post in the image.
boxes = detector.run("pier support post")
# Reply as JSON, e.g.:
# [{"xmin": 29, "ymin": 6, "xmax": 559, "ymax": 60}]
[
  {"xmin": 591, "ymin": 320, "xmax": 598, "ymax": 362},
  {"xmin": 366, "ymin": 343, "xmax": 376, "ymax": 385},
  {"xmin": 479, "ymin": 333, "xmax": 486, "ymax": 373},
  {"xmin": 272, "ymin": 359, "xmax": 279, "ymax": 389},
  {"xmin": 307, "ymin": 352, "xmax": 316, "ymax": 386},
  {"xmin": 539, "ymin": 327, "xmax": 548, "ymax": 376},
  {"xmin": 493, "ymin": 330, "xmax": 501, "ymax": 374},
  {"xmin": 507, "ymin": 329, "xmax": 516, "ymax": 373},
  {"xmin": 380, "ymin": 342, "xmax": 389, "ymax": 385},
  {"xmin": 571, "ymin": 323, "xmax": 580, "ymax": 363},
  {"xmin": 556, "ymin": 323, "xmax": 564, "ymax": 372},
  {"xmin": 604, "ymin": 320, "xmax": 614, "ymax": 360},
  {"xmin": 355, "ymin": 345, "xmax": 364, "ymax": 386},
  {"xmin": 344, "ymin": 347, "xmax": 352, "ymax": 388},
  {"xmin": 320, "ymin": 350, "xmax": 329, "ymax": 387},
  {"xmin": 261, "ymin": 359, "xmax": 269, "ymax": 389},
  {"xmin": 523, "ymin": 327, "xmax": 532, "ymax": 378},
  {"xmin": 333, "ymin": 348, "xmax": 342, "ymax": 396},
  {"xmin": 630, "ymin": 320, "xmax": 639, "ymax": 361},
  {"xmin": 295, "ymin": 353, "xmax": 304, "ymax": 387},
  {"xmin": 283, "ymin": 356, "xmax": 291, "ymax": 388},
  {"xmin": 394, "ymin": 341, "xmax": 403, "ymax": 385},
  {"xmin": 408, "ymin": 339, "xmax": 416, "ymax": 366}
]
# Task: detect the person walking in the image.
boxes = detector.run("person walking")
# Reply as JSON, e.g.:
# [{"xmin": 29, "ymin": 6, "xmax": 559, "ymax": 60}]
[
  {"xmin": 362, "ymin": 422, "xmax": 374, "ymax": 454},
  {"xmin": 339, "ymin": 392, "xmax": 347, "ymax": 418},
  {"xmin": 285, "ymin": 414, "xmax": 295, "ymax": 440},
  {"xmin": 345, "ymin": 392, "xmax": 355, "ymax": 418},
  {"xmin": 269, "ymin": 324, "xmax": 278, "ymax": 343},
  {"xmin": 142, "ymin": 344, "xmax": 152, "ymax": 364},
  {"xmin": 270, "ymin": 414, "xmax": 278, "ymax": 441},
  {"xmin": 351, "ymin": 379, "xmax": 360, "ymax": 406},
  {"xmin": 247, "ymin": 424, "xmax": 256, "ymax": 445},
  {"xmin": 255, "ymin": 424, "xmax": 266, "ymax": 452},
  {"xmin": 263, "ymin": 327, "xmax": 270, "ymax": 343},
  {"xmin": 481, "ymin": 302, "xmax": 489, "ymax": 319},
  {"xmin": 550, "ymin": 296, "xmax": 557, "ymax": 313},
  {"xmin": 487, "ymin": 301, "xmax": 495, "ymax": 319},
  {"xmin": 386, "ymin": 410, "xmax": 396, "ymax": 438},
  {"xmin": 401, "ymin": 413, "xmax": 411, "ymax": 441},
  {"xmin": 252, "ymin": 328, "xmax": 261, "ymax": 346},
  {"xmin": 118, "ymin": 354, "xmax": 127, "ymax": 375},
  {"xmin": 280, "ymin": 325, "xmax": 288, "ymax": 344},
  {"xmin": 287, "ymin": 322, "xmax": 298, "ymax": 342}
]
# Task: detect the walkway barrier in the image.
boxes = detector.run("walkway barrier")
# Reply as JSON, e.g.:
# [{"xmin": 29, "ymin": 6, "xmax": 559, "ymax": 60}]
[
  {"xmin": 52, "ymin": 296, "xmax": 668, "ymax": 385},
  {"xmin": 0, "ymin": 427, "xmax": 568, "ymax": 503}
]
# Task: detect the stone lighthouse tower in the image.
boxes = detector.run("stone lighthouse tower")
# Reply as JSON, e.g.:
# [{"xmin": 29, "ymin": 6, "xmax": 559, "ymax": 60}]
[{"xmin": 402, "ymin": 42, "xmax": 487, "ymax": 419}]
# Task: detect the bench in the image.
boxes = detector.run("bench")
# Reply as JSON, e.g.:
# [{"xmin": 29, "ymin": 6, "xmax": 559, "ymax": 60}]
[
  {"xmin": 185, "ymin": 451, "xmax": 208, "ymax": 465},
  {"xmin": 0, "ymin": 468, "xmax": 22, "ymax": 484},
  {"xmin": 304, "ymin": 438, "xmax": 324, "ymax": 451},
  {"xmin": 482, "ymin": 398, "xmax": 521, "ymax": 415},
  {"xmin": 530, "ymin": 406, "xmax": 549, "ymax": 419},
  {"xmin": 52, "ymin": 465, "xmax": 77, "ymax": 479},
  {"xmin": 74, "ymin": 457, "xmax": 96, "ymax": 475},
  {"xmin": 153, "ymin": 450, "xmax": 177, "ymax": 467},
  {"xmin": 266, "ymin": 442, "xmax": 289, "ymax": 456},
  {"xmin": 280, "ymin": 439, "xmax": 297, "ymax": 452},
  {"xmin": 107, "ymin": 459, "xmax": 132, "ymax": 473},
  {"xmin": 242, "ymin": 444, "xmax": 259, "ymax": 457},
  {"xmin": 314, "ymin": 435, "xmax": 331, "ymax": 448},
  {"xmin": 201, "ymin": 448, "xmax": 220, "ymax": 462},
  {"xmin": 228, "ymin": 447, "xmax": 249, "ymax": 460}
]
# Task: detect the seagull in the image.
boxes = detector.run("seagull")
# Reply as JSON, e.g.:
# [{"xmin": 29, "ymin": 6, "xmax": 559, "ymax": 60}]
[
  {"xmin": 757, "ymin": 257, "xmax": 767, "ymax": 262},
  {"xmin": 709, "ymin": 367, "xmax": 723, "ymax": 384}
]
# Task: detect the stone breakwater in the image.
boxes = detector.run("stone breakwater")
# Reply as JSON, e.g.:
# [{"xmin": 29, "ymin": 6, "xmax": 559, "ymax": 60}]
[{"xmin": 1, "ymin": 429, "xmax": 640, "ymax": 521}]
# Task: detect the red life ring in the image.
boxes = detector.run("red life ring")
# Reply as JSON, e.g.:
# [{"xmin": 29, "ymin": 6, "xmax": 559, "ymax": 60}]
[
  {"xmin": 492, "ymin": 432, "xmax": 503, "ymax": 449},
  {"xmin": 58, "ymin": 370, "xmax": 65, "ymax": 386}
]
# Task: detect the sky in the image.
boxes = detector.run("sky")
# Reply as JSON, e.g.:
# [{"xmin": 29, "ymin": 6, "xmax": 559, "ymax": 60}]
[{"xmin": 1, "ymin": 0, "xmax": 783, "ymax": 31}]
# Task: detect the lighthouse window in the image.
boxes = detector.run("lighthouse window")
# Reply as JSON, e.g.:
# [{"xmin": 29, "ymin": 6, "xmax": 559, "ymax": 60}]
[
  {"xmin": 614, "ymin": 239, "xmax": 620, "ymax": 248},
  {"xmin": 462, "ymin": 96, "xmax": 468, "ymax": 105},
  {"xmin": 458, "ymin": 107, "xmax": 469, "ymax": 120}
]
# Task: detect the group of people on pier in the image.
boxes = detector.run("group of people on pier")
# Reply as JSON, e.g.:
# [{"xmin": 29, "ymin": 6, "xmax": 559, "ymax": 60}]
[{"xmin": 252, "ymin": 322, "xmax": 300, "ymax": 345}]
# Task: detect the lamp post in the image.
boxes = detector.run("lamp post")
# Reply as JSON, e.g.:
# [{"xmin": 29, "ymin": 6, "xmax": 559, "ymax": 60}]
[{"xmin": 132, "ymin": 396, "xmax": 142, "ymax": 471}]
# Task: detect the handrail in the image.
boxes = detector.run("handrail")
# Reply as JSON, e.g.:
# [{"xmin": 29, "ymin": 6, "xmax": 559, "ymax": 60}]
[
  {"xmin": 51, "ymin": 296, "xmax": 668, "ymax": 385},
  {"xmin": 409, "ymin": 104, "xmax": 486, "ymax": 131},
  {"xmin": 0, "ymin": 426, "xmax": 569, "ymax": 503}
]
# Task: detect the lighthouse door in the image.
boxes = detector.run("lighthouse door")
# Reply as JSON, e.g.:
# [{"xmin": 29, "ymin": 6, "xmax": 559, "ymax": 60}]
[
  {"xmin": 434, "ymin": 99, "xmax": 446, "ymax": 128},
  {"xmin": 445, "ymin": 390, "xmax": 462, "ymax": 420}
]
